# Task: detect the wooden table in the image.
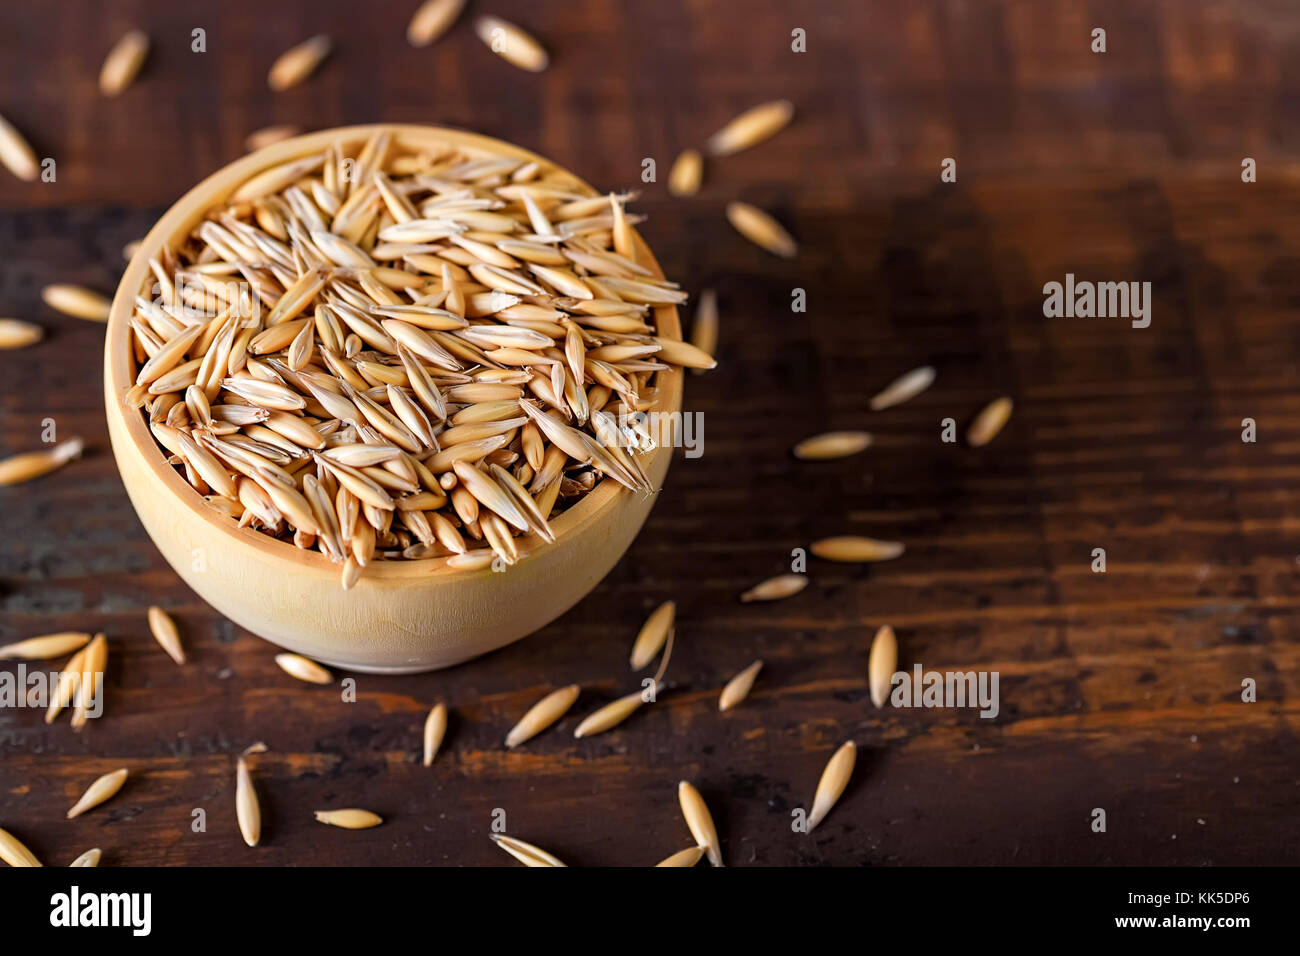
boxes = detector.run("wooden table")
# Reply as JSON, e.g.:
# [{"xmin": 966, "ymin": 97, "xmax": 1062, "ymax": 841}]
[{"xmin": 2, "ymin": 0, "xmax": 1298, "ymax": 866}]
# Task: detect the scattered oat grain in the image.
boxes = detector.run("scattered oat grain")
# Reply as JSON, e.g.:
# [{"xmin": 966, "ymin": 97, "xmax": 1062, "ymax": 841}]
[
  {"xmin": 870, "ymin": 366, "xmax": 935, "ymax": 411},
  {"xmin": 314, "ymin": 809, "xmax": 383, "ymax": 829},
  {"xmin": 726, "ymin": 201, "xmax": 796, "ymax": 258},
  {"xmin": 235, "ymin": 756, "xmax": 260, "ymax": 847},
  {"xmin": 807, "ymin": 741, "xmax": 856, "ymax": 831},
  {"xmin": 707, "ymin": 100, "xmax": 794, "ymax": 156},
  {"xmin": 655, "ymin": 845, "xmax": 705, "ymax": 867},
  {"xmin": 490, "ymin": 833, "xmax": 566, "ymax": 867},
  {"xmin": 668, "ymin": 148, "xmax": 703, "ymax": 197},
  {"xmin": 868, "ymin": 625, "xmax": 896, "ymax": 709},
  {"xmin": 718, "ymin": 659, "xmax": 762, "ymax": 712},
  {"xmin": 506, "ymin": 684, "xmax": 580, "ymax": 747},
  {"xmin": 475, "ymin": 16, "xmax": 548, "ymax": 72},
  {"xmin": 423, "ymin": 701, "xmax": 447, "ymax": 766},
  {"xmin": 793, "ymin": 431, "xmax": 871, "ymax": 461},
  {"xmin": 408, "ymin": 0, "xmax": 465, "ymax": 46},
  {"xmin": 0, "ymin": 111, "xmax": 39, "ymax": 181},
  {"xmin": 147, "ymin": 606, "xmax": 185, "ymax": 665},
  {"xmin": 66, "ymin": 768, "xmax": 128, "ymax": 819},
  {"xmin": 99, "ymin": 29, "xmax": 149, "ymax": 97},
  {"xmin": 629, "ymin": 600, "xmax": 675, "ymax": 670},
  {"xmin": 810, "ymin": 536, "xmax": 904, "ymax": 563},
  {"xmin": 69, "ymin": 848, "xmax": 101, "ymax": 867},
  {"xmin": 0, "ymin": 632, "xmax": 90, "ymax": 661},
  {"xmin": 0, "ymin": 827, "xmax": 41, "ymax": 867},
  {"xmin": 967, "ymin": 396, "xmax": 1013, "ymax": 447},
  {"xmin": 739, "ymin": 573, "xmax": 807, "ymax": 603},
  {"xmin": 274, "ymin": 653, "xmax": 332, "ymax": 684},
  {"xmin": 0, "ymin": 319, "xmax": 42, "ymax": 350},
  {"xmin": 268, "ymin": 35, "xmax": 332, "ymax": 91},
  {"xmin": 677, "ymin": 781, "xmax": 722, "ymax": 866},
  {"xmin": 42, "ymin": 285, "xmax": 110, "ymax": 321}
]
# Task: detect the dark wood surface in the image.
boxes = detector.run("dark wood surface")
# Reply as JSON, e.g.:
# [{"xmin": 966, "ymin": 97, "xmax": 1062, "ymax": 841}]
[{"xmin": 3, "ymin": 0, "xmax": 1300, "ymax": 866}]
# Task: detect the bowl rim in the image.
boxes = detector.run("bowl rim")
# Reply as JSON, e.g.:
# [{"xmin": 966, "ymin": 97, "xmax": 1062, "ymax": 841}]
[{"xmin": 104, "ymin": 123, "xmax": 684, "ymax": 581}]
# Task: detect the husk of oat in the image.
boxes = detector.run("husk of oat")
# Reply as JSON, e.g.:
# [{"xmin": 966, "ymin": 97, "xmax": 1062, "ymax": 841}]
[
  {"xmin": 739, "ymin": 574, "xmax": 807, "ymax": 603},
  {"xmin": 807, "ymin": 741, "xmax": 856, "ymax": 831},
  {"xmin": 677, "ymin": 781, "xmax": 723, "ymax": 866},
  {"xmin": 66, "ymin": 768, "xmax": 128, "ymax": 819},
  {"xmin": 718, "ymin": 659, "xmax": 763, "ymax": 712},
  {"xmin": 968, "ymin": 396, "xmax": 1013, "ymax": 447},
  {"xmin": 99, "ymin": 29, "xmax": 149, "ymax": 97},
  {"xmin": 0, "ymin": 827, "xmax": 42, "ymax": 867},
  {"xmin": 811, "ymin": 536, "xmax": 904, "ymax": 563},
  {"xmin": 629, "ymin": 600, "xmax": 675, "ymax": 670},
  {"xmin": 490, "ymin": 833, "xmax": 566, "ymax": 867},
  {"xmin": 506, "ymin": 684, "xmax": 580, "ymax": 747},
  {"xmin": 422, "ymin": 702, "xmax": 448, "ymax": 766},
  {"xmin": 274, "ymin": 653, "xmax": 333, "ymax": 684},
  {"xmin": 235, "ymin": 756, "xmax": 261, "ymax": 847},
  {"xmin": 0, "ymin": 632, "xmax": 90, "ymax": 661},
  {"xmin": 868, "ymin": 625, "xmax": 897, "ymax": 709},
  {"xmin": 314, "ymin": 809, "xmax": 383, "ymax": 829},
  {"xmin": 654, "ymin": 845, "xmax": 705, "ymax": 867},
  {"xmin": 147, "ymin": 606, "xmax": 186, "ymax": 664}
]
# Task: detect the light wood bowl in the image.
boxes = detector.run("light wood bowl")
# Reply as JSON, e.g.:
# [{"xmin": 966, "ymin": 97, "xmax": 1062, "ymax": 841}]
[{"xmin": 104, "ymin": 124, "xmax": 683, "ymax": 673}]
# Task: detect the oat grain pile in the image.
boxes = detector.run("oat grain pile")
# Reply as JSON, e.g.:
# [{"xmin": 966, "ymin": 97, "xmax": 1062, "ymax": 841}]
[{"xmin": 123, "ymin": 130, "xmax": 713, "ymax": 588}]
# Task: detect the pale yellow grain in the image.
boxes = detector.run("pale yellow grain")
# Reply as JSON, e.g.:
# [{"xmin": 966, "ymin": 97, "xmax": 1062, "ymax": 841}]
[
  {"xmin": 314, "ymin": 809, "xmax": 383, "ymax": 829},
  {"xmin": 490, "ymin": 833, "xmax": 566, "ymax": 867},
  {"xmin": 677, "ymin": 780, "xmax": 722, "ymax": 866},
  {"xmin": 870, "ymin": 365, "xmax": 935, "ymax": 411},
  {"xmin": 792, "ymin": 431, "xmax": 871, "ymax": 460},
  {"xmin": 739, "ymin": 573, "xmax": 808, "ymax": 603},
  {"xmin": 0, "ymin": 111, "xmax": 39, "ymax": 181},
  {"xmin": 0, "ymin": 632, "xmax": 90, "ymax": 661},
  {"xmin": 807, "ymin": 741, "xmax": 856, "ymax": 831},
  {"xmin": 268, "ymin": 35, "xmax": 332, "ymax": 91},
  {"xmin": 706, "ymin": 100, "xmax": 794, "ymax": 156},
  {"xmin": 726, "ymin": 202, "xmax": 796, "ymax": 258},
  {"xmin": 868, "ymin": 625, "xmax": 897, "ymax": 709},
  {"xmin": 99, "ymin": 29, "xmax": 149, "ymax": 97},
  {"xmin": 967, "ymin": 396, "xmax": 1013, "ymax": 447},
  {"xmin": 572, "ymin": 687, "xmax": 653, "ymax": 738},
  {"xmin": 667, "ymin": 148, "xmax": 703, "ymax": 197},
  {"xmin": 423, "ymin": 701, "xmax": 448, "ymax": 766},
  {"xmin": 474, "ymin": 16, "xmax": 548, "ymax": 72},
  {"xmin": 147, "ymin": 606, "xmax": 185, "ymax": 665},
  {"xmin": 235, "ymin": 757, "xmax": 260, "ymax": 847},
  {"xmin": 69, "ymin": 848, "xmax": 101, "ymax": 867},
  {"xmin": 0, "ymin": 319, "xmax": 42, "ymax": 349},
  {"xmin": 505, "ymin": 684, "xmax": 580, "ymax": 747},
  {"xmin": 654, "ymin": 846, "xmax": 705, "ymax": 867},
  {"xmin": 407, "ymin": 0, "xmax": 465, "ymax": 47},
  {"xmin": 42, "ymin": 285, "xmax": 111, "ymax": 321},
  {"xmin": 274, "ymin": 652, "xmax": 333, "ymax": 684},
  {"xmin": 66, "ymin": 768, "xmax": 128, "ymax": 819},
  {"xmin": 629, "ymin": 600, "xmax": 675, "ymax": 670},
  {"xmin": 718, "ymin": 659, "xmax": 763, "ymax": 712},
  {"xmin": 0, "ymin": 827, "xmax": 42, "ymax": 867},
  {"xmin": 810, "ymin": 536, "xmax": 904, "ymax": 563}
]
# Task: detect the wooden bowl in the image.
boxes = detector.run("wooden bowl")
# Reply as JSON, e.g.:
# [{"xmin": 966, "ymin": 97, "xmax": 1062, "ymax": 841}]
[{"xmin": 104, "ymin": 124, "xmax": 683, "ymax": 673}]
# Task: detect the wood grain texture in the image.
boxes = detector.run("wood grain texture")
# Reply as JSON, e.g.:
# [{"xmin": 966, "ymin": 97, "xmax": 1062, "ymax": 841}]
[{"xmin": 3, "ymin": 0, "xmax": 1300, "ymax": 866}]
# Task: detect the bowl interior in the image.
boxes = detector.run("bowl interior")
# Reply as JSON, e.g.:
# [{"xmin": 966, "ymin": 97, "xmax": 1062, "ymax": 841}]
[{"xmin": 106, "ymin": 124, "xmax": 684, "ymax": 581}]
